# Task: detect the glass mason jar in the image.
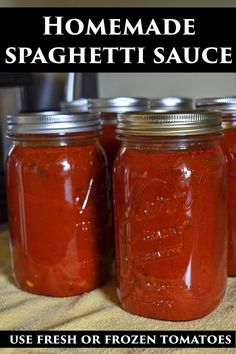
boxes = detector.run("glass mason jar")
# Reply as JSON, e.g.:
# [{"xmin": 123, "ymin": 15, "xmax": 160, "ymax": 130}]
[
  {"xmin": 150, "ymin": 96, "xmax": 194, "ymax": 111},
  {"xmin": 196, "ymin": 97, "xmax": 236, "ymax": 276},
  {"xmin": 88, "ymin": 97, "xmax": 150, "ymax": 173},
  {"xmin": 113, "ymin": 111, "xmax": 227, "ymax": 321},
  {"xmin": 6, "ymin": 112, "xmax": 112, "ymax": 296}
]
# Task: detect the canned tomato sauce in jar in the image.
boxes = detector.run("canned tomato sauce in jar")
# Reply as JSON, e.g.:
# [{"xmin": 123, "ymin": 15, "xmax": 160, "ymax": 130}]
[
  {"xmin": 113, "ymin": 111, "xmax": 227, "ymax": 320},
  {"xmin": 88, "ymin": 97, "xmax": 149, "ymax": 173},
  {"xmin": 196, "ymin": 97, "xmax": 236, "ymax": 276},
  {"xmin": 6, "ymin": 112, "xmax": 112, "ymax": 296}
]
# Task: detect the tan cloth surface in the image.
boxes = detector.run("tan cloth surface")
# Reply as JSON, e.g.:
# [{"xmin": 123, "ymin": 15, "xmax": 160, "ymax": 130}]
[{"xmin": 0, "ymin": 225, "xmax": 235, "ymax": 354}]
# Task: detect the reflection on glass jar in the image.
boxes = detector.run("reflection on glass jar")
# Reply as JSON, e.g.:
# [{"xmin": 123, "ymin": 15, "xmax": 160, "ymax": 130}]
[
  {"xmin": 221, "ymin": 128, "xmax": 236, "ymax": 276},
  {"xmin": 6, "ymin": 112, "xmax": 112, "ymax": 296},
  {"xmin": 113, "ymin": 111, "xmax": 227, "ymax": 321}
]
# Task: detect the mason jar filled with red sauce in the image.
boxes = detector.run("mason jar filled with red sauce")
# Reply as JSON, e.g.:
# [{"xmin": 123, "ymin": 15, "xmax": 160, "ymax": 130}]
[
  {"xmin": 150, "ymin": 96, "xmax": 194, "ymax": 111},
  {"xmin": 6, "ymin": 112, "xmax": 112, "ymax": 296},
  {"xmin": 196, "ymin": 97, "xmax": 236, "ymax": 276},
  {"xmin": 113, "ymin": 111, "xmax": 227, "ymax": 321},
  {"xmin": 88, "ymin": 97, "xmax": 149, "ymax": 173}
]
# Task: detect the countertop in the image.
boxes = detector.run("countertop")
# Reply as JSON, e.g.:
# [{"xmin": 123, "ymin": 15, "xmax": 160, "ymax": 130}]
[{"xmin": 0, "ymin": 225, "xmax": 235, "ymax": 354}]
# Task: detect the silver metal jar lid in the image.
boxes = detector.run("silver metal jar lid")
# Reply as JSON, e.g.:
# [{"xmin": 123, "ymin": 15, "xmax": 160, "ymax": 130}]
[
  {"xmin": 196, "ymin": 96, "xmax": 236, "ymax": 112},
  {"xmin": 196, "ymin": 96, "xmax": 236, "ymax": 129},
  {"xmin": 60, "ymin": 99, "xmax": 88, "ymax": 113},
  {"xmin": 88, "ymin": 97, "xmax": 150, "ymax": 113},
  {"xmin": 150, "ymin": 97, "xmax": 194, "ymax": 110},
  {"xmin": 7, "ymin": 111, "xmax": 101, "ymax": 135},
  {"xmin": 117, "ymin": 111, "xmax": 222, "ymax": 136}
]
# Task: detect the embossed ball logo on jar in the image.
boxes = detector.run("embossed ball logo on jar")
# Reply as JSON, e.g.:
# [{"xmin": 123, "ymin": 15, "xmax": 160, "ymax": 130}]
[{"xmin": 123, "ymin": 166, "xmax": 193, "ymax": 262}]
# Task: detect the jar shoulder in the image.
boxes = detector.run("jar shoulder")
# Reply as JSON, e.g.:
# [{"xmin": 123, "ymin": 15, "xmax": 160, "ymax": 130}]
[
  {"xmin": 8, "ymin": 141, "xmax": 106, "ymax": 164},
  {"xmin": 114, "ymin": 145, "xmax": 226, "ymax": 170}
]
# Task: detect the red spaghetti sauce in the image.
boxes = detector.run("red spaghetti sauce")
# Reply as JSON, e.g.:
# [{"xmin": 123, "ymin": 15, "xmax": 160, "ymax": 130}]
[
  {"xmin": 113, "ymin": 112, "xmax": 227, "ymax": 320},
  {"xmin": 221, "ymin": 128, "xmax": 236, "ymax": 276},
  {"xmin": 196, "ymin": 97, "xmax": 236, "ymax": 277},
  {"xmin": 7, "ymin": 113, "xmax": 112, "ymax": 296}
]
